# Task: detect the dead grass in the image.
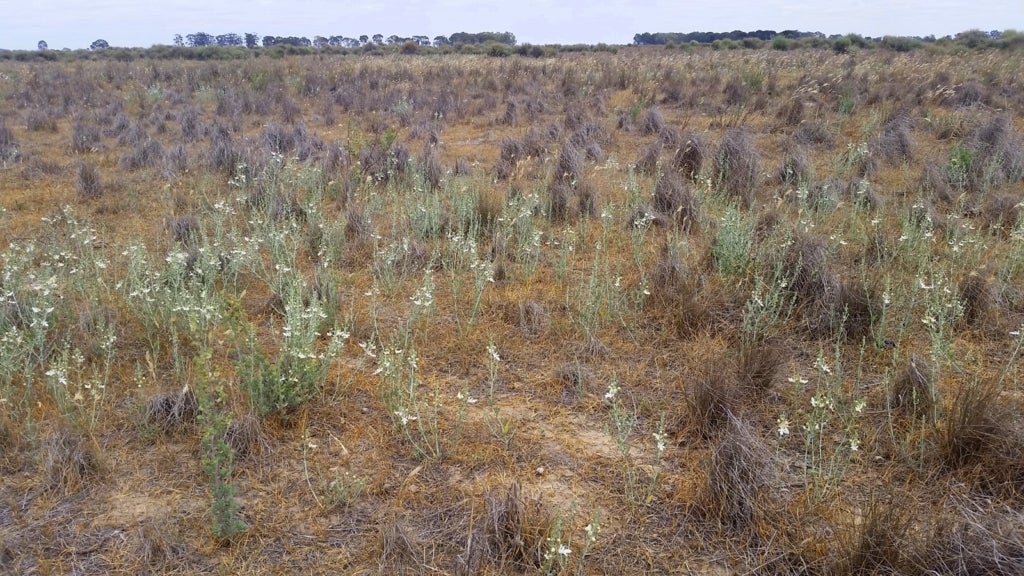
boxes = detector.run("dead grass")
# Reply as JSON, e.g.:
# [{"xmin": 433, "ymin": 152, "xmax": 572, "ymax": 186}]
[
  {"xmin": 2, "ymin": 48, "xmax": 1023, "ymax": 574},
  {"xmin": 42, "ymin": 424, "xmax": 104, "ymax": 495}
]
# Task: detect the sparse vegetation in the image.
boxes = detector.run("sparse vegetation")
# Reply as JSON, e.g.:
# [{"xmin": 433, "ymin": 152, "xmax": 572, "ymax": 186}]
[{"xmin": 1, "ymin": 44, "xmax": 1023, "ymax": 575}]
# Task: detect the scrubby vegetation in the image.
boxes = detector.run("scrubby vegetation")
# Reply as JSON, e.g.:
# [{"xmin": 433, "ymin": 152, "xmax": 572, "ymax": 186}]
[{"xmin": 1, "ymin": 45, "xmax": 1023, "ymax": 574}]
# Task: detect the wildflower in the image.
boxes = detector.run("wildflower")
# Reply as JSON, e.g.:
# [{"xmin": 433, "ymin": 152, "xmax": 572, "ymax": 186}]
[
  {"xmin": 604, "ymin": 380, "xmax": 619, "ymax": 401},
  {"xmin": 653, "ymin": 431, "xmax": 667, "ymax": 455},
  {"xmin": 814, "ymin": 357, "xmax": 832, "ymax": 375},
  {"xmin": 584, "ymin": 522, "xmax": 599, "ymax": 543},
  {"xmin": 776, "ymin": 416, "xmax": 790, "ymax": 437},
  {"xmin": 487, "ymin": 343, "xmax": 500, "ymax": 363},
  {"xmin": 854, "ymin": 399, "xmax": 867, "ymax": 414},
  {"xmin": 394, "ymin": 409, "xmax": 417, "ymax": 426},
  {"xmin": 849, "ymin": 436, "xmax": 860, "ymax": 452}
]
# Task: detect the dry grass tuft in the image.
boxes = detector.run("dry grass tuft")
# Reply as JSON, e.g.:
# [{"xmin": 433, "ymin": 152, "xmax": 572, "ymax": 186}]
[
  {"xmin": 516, "ymin": 300, "xmax": 550, "ymax": 338},
  {"xmin": 872, "ymin": 112, "xmax": 915, "ymax": 166},
  {"xmin": 793, "ymin": 121, "xmax": 836, "ymax": 148},
  {"xmin": 958, "ymin": 271, "xmax": 994, "ymax": 328},
  {"xmin": 777, "ymin": 144, "xmax": 811, "ymax": 185},
  {"xmin": 224, "ymin": 412, "xmax": 262, "ymax": 459},
  {"xmin": 715, "ymin": 127, "xmax": 761, "ymax": 207},
  {"xmin": 703, "ymin": 415, "xmax": 773, "ymax": 532},
  {"xmin": 75, "ymin": 161, "xmax": 103, "ymax": 199},
  {"xmin": 457, "ymin": 481, "xmax": 538, "ymax": 574},
  {"xmin": 688, "ymin": 361, "xmax": 740, "ymax": 440},
  {"xmin": 736, "ymin": 340, "xmax": 785, "ymax": 397},
  {"xmin": 42, "ymin": 424, "xmax": 103, "ymax": 495},
  {"xmin": 635, "ymin": 139, "xmax": 663, "ymax": 176},
  {"xmin": 890, "ymin": 355, "xmax": 935, "ymax": 419},
  {"xmin": 640, "ymin": 106, "xmax": 666, "ymax": 135},
  {"xmin": 554, "ymin": 140, "xmax": 584, "ymax": 184},
  {"xmin": 145, "ymin": 387, "xmax": 198, "ymax": 433},
  {"xmin": 835, "ymin": 280, "xmax": 879, "ymax": 342},
  {"xmin": 379, "ymin": 514, "xmax": 425, "ymax": 575},
  {"xmin": 919, "ymin": 497, "xmax": 1024, "ymax": 574},
  {"xmin": 165, "ymin": 215, "xmax": 199, "ymax": 247},
  {"xmin": 652, "ymin": 171, "xmax": 701, "ymax": 232},
  {"xmin": 670, "ymin": 132, "xmax": 708, "ymax": 181},
  {"xmin": 939, "ymin": 380, "xmax": 1008, "ymax": 471},
  {"xmin": 776, "ymin": 98, "xmax": 805, "ymax": 127},
  {"xmin": 834, "ymin": 492, "xmax": 916, "ymax": 575}
]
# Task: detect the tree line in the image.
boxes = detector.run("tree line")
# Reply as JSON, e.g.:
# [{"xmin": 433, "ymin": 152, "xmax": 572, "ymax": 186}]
[
  {"xmin": 168, "ymin": 31, "xmax": 516, "ymax": 49},
  {"xmin": 632, "ymin": 29, "xmax": 1016, "ymax": 50}
]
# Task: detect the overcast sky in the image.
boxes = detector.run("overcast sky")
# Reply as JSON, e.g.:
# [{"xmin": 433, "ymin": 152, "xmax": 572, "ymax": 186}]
[{"xmin": 1, "ymin": 0, "xmax": 1021, "ymax": 50}]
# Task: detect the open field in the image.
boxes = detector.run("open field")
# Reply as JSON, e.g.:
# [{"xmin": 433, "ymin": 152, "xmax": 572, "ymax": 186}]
[{"xmin": 2, "ymin": 47, "xmax": 1024, "ymax": 574}]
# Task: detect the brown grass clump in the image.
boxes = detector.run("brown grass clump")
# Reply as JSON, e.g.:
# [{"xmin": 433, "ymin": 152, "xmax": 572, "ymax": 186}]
[
  {"xmin": 776, "ymin": 97, "xmax": 805, "ymax": 127},
  {"xmin": 165, "ymin": 215, "xmax": 199, "ymax": 247},
  {"xmin": 937, "ymin": 380, "xmax": 1024, "ymax": 494},
  {"xmin": 639, "ymin": 106, "xmax": 666, "ymax": 135},
  {"xmin": 785, "ymin": 233, "xmax": 837, "ymax": 304},
  {"xmin": 872, "ymin": 112, "xmax": 915, "ymax": 166},
  {"xmin": 652, "ymin": 171, "xmax": 701, "ymax": 231},
  {"xmin": 456, "ymin": 481, "xmax": 540, "ymax": 574},
  {"xmin": 715, "ymin": 127, "xmax": 761, "ymax": 207},
  {"xmin": 793, "ymin": 121, "xmax": 837, "ymax": 148},
  {"xmin": 516, "ymin": 300, "xmax": 550, "ymax": 338},
  {"xmin": 890, "ymin": 355, "xmax": 935, "ymax": 420},
  {"xmin": 777, "ymin": 144, "xmax": 811, "ymax": 185},
  {"xmin": 635, "ymin": 139, "xmax": 662, "ymax": 176},
  {"xmin": 224, "ymin": 412, "xmax": 262, "ymax": 459},
  {"xmin": 420, "ymin": 143, "xmax": 443, "ymax": 190},
  {"xmin": 736, "ymin": 340, "xmax": 785, "ymax": 397},
  {"xmin": 70, "ymin": 122, "xmax": 102, "ymax": 153},
  {"xmin": 688, "ymin": 361, "xmax": 740, "ymax": 440},
  {"xmin": 554, "ymin": 140, "xmax": 584, "ymax": 184},
  {"xmin": 670, "ymin": 132, "xmax": 708, "ymax": 181},
  {"xmin": 919, "ymin": 498, "xmax": 1024, "ymax": 574},
  {"xmin": 702, "ymin": 415, "xmax": 773, "ymax": 532},
  {"xmin": 75, "ymin": 161, "xmax": 103, "ymax": 199},
  {"xmin": 42, "ymin": 424, "xmax": 104, "ymax": 495},
  {"xmin": 378, "ymin": 514, "xmax": 425, "ymax": 576},
  {"xmin": 145, "ymin": 387, "xmax": 198, "ymax": 433},
  {"xmin": 958, "ymin": 271, "xmax": 994, "ymax": 328},
  {"xmin": 939, "ymin": 379, "xmax": 1007, "ymax": 468},
  {"xmin": 834, "ymin": 492, "xmax": 916, "ymax": 575},
  {"xmin": 835, "ymin": 279, "xmax": 878, "ymax": 342},
  {"xmin": 547, "ymin": 180, "xmax": 573, "ymax": 222}
]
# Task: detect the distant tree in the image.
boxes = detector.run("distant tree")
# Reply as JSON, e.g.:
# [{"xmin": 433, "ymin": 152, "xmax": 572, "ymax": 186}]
[
  {"xmin": 262, "ymin": 36, "xmax": 311, "ymax": 48},
  {"xmin": 173, "ymin": 34, "xmax": 184, "ymax": 46},
  {"xmin": 832, "ymin": 35, "xmax": 852, "ymax": 53},
  {"xmin": 359, "ymin": 35, "xmax": 369, "ymax": 45},
  {"xmin": 433, "ymin": 35, "xmax": 449, "ymax": 47},
  {"xmin": 37, "ymin": 40, "xmax": 48, "ymax": 51},
  {"xmin": 412, "ymin": 35, "xmax": 430, "ymax": 46},
  {"xmin": 372, "ymin": 34, "xmax": 384, "ymax": 44},
  {"xmin": 313, "ymin": 35, "xmax": 329, "ymax": 48},
  {"xmin": 186, "ymin": 32, "xmax": 215, "ymax": 47},
  {"xmin": 955, "ymin": 29, "xmax": 991, "ymax": 48},
  {"xmin": 449, "ymin": 31, "xmax": 516, "ymax": 46},
  {"xmin": 244, "ymin": 33, "xmax": 259, "ymax": 49},
  {"xmin": 386, "ymin": 35, "xmax": 403, "ymax": 45},
  {"xmin": 90, "ymin": 39, "xmax": 109, "ymax": 50},
  {"xmin": 771, "ymin": 36, "xmax": 790, "ymax": 50},
  {"xmin": 215, "ymin": 33, "xmax": 243, "ymax": 47}
]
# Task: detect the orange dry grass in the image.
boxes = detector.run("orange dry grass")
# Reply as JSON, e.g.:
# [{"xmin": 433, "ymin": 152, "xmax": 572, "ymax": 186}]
[{"xmin": 1, "ymin": 47, "xmax": 1023, "ymax": 574}]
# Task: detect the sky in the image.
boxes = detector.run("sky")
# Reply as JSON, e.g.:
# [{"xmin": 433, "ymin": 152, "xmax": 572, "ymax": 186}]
[{"xmin": 0, "ymin": 0, "xmax": 1021, "ymax": 50}]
